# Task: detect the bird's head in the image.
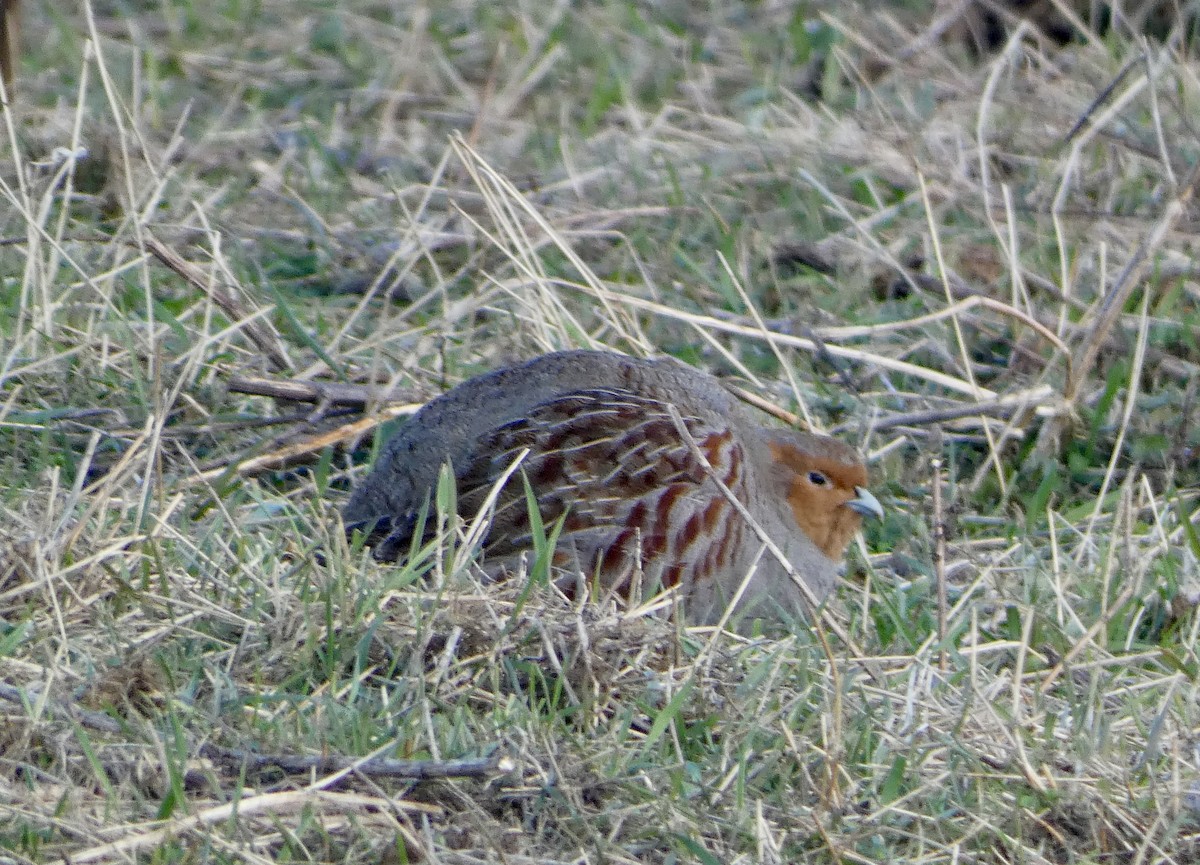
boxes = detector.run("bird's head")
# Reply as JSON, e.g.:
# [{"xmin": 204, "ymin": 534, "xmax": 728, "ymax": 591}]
[{"xmin": 764, "ymin": 431, "xmax": 882, "ymax": 560}]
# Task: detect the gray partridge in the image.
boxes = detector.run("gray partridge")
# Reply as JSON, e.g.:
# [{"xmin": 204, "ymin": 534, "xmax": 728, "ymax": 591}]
[{"xmin": 343, "ymin": 350, "xmax": 881, "ymax": 624}]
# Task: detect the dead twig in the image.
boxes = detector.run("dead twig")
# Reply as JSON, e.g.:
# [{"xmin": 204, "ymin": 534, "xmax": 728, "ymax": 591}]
[
  {"xmin": 228, "ymin": 374, "xmax": 418, "ymax": 409},
  {"xmin": 199, "ymin": 743, "xmax": 514, "ymax": 780},
  {"xmin": 186, "ymin": 404, "xmax": 419, "ymax": 483},
  {"xmin": 1028, "ymin": 161, "xmax": 1200, "ymax": 455},
  {"xmin": 0, "ymin": 681, "xmax": 514, "ymax": 782},
  {"xmin": 1062, "ymin": 161, "xmax": 1200, "ymax": 409},
  {"xmin": 724, "ymin": 383, "xmax": 802, "ymax": 429},
  {"xmin": 864, "ymin": 385, "xmax": 1057, "ymax": 432},
  {"xmin": 1062, "ymin": 55, "xmax": 1145, "ymax": 145},
  {"xmin": 0, "ymin": 0, "xmax": 17, "ymax": 95},
  {"xmin": 144, "ymin": 233, "xmax": 293, "ymax": 374}
]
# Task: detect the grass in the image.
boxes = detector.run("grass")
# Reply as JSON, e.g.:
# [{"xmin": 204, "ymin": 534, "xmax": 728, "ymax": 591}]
[{"xmin": 2, "ymin": 0, "xmax": 1199, "ymax": 862}]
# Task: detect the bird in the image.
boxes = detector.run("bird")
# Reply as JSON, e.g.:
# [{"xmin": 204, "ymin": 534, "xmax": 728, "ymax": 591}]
[{"xmin": 343, "ymin": 350, "xmax": 882, "ymax": 625}]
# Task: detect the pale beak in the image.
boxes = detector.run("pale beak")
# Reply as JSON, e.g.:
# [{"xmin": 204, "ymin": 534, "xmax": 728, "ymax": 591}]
[{"xmin": 845, "ymin": 486, "xmax": 883, "ymax": 520}]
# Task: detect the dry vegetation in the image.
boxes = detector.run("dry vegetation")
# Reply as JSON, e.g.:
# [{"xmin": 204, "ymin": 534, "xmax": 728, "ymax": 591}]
[{"xmin": 2, "ymin": 1, "xmax": 1199, "ymax": 862}]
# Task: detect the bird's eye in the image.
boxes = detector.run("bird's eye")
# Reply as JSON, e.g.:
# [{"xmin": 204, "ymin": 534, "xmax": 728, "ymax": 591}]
[{"xmin": 808, "ymin": 471, "xmax": 828, "ymax": 486}]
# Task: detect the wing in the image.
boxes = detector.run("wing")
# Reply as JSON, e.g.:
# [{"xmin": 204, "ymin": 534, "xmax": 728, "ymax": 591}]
[{"xmin": 455, "ymin": 387, "xmax": 751, "ymax": 597}]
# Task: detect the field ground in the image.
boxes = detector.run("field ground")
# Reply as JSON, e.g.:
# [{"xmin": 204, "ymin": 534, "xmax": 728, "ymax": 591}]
[{"xmin": 2, "ymin": 1, "xmax": 1200, "ymax": 862}]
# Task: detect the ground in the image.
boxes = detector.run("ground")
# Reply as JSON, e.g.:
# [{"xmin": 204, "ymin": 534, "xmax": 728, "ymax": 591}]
[{"xmin": 1, "ymin": 1, "xmax": 1199, "ymax": 863}]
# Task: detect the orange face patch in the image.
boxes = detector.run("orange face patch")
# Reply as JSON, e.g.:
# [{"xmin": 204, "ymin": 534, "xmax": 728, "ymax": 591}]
[{"xmin": 766, "ymin": 441, "xmax": 868, "ymax": 560}]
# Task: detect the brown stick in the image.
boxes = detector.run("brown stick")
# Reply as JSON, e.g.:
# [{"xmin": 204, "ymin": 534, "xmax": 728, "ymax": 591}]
[
  {"xmin": 199, "ymin": 743, "xmax": 514, "ymax": 780},
  {"xmin": 187, "ymin": 404, "xmax": 418, "ymax": 482},
  {"xmin": 0, "ymin": 0, "xmax": 17, "ymax": 95},
  {"xmin": 228, "ymin": 374, "xmax": 417, "ymax": 409},
  {"xmin": 144, "ymin": 233, "xmax": 293, "ymax": 373},
  {"xmin": 1066, "ymin": 162, "xmax": 1200, "ymax": 405},
  {"xmin": 869, "ymin": 386, "xmax": 1054, "ymax": 431},
  {"xmin": 0, "ymin": 681, "xmax": 514, "ymax": 781},
  {"xmin": 724, "ymin": 384, "xmax": 802, "ymax": 429}
]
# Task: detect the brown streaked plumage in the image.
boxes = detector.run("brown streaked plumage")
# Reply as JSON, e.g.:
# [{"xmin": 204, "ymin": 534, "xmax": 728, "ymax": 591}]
[{"xmin": 343, "ymin": 350, "xmax": 882, "ymax": 625}]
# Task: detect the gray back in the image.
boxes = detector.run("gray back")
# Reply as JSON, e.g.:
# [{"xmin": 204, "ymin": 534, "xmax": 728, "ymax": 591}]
[{"xmin": 343, "ymin": 350, "xmax": 746, "ymax": 530}]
